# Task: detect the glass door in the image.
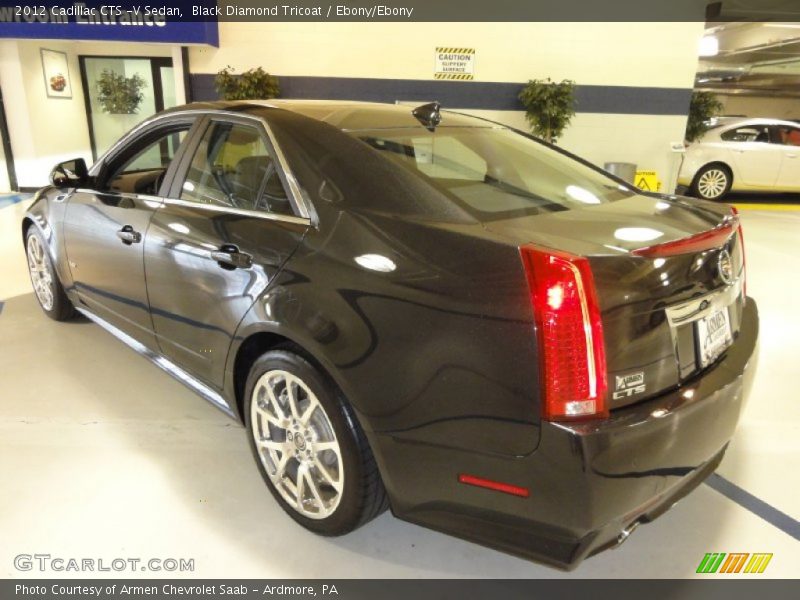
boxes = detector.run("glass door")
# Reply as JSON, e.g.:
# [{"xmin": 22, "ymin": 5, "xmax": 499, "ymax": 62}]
[{"xmin": 79, "ymin": 57, "xmax": 175, "ymax": 160}]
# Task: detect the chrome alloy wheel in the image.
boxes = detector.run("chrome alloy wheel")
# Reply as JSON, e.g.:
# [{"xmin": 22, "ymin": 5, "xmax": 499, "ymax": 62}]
[
  {"xmin": 697, "ymin": 168, "xmax": 728, "ymax": 199},
  {"xmin": 250, "ymin": 369, "xmax": 344, "ymax": 519},
  {"xmin": 26, "ymin": 234, "xmax": 54, "ymax": 311}
]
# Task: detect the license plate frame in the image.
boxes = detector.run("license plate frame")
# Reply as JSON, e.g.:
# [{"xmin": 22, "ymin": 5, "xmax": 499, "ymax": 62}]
[{"xmin": 695, "ymin": 307, "xmax": 733, "ymax": 368}]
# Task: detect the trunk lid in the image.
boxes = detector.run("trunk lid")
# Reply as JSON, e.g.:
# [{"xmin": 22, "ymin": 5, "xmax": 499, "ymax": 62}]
[{"xmin": 484, "ymin": 194, "xmax": 746, "ymax": 409}]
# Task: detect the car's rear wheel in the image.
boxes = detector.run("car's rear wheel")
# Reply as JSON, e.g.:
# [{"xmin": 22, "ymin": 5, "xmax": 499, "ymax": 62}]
[
  {"xmin": 245, "ymin": 349, "xmax": 389, "ymax": 535},
  {"xmin": 25, "ymin": 227, "xmax": 75, "ymax": 321},
  {"xmin": 692, "ymin": 164, "xmax": 732, "ymax": 201}
]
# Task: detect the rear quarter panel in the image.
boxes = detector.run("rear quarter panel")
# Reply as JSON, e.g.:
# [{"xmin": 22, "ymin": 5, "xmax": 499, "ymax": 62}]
[{"xmin": 230, "ymin": 206, "xmax": 543, "ymax": 459}]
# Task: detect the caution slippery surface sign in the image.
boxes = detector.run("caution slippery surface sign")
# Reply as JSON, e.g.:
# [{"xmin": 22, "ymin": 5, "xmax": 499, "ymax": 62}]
[
  {"xmin": 435, "ymin": 47, "xmax": 475, "ymax": 80},
  {"xmin": 635, "ymin": 170, "xmax": 661, "ymax": 192}
]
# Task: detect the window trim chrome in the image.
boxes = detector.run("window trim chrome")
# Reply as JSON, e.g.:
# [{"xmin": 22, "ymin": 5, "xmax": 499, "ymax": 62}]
[
  {"xmin": 161, "ymin": 197, "xmax": 312, "ymax": 226},
  {"xmin": 89, "ymin": 108, "xmax": 314, "ymax": 225}
]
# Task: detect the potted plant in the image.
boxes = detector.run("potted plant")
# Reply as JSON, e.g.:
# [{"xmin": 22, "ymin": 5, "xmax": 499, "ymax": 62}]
[
  {"xmin": 214, "ymin": 66, "xmax": 280, "ymax": 100},
  {"xmin": 685, "ymin": 91, "xmax": 723, "ymax": 142},
  {"xmin": 96, "ymin": 69, "xmax": 147, "ymax": 114},
  {"xmin": 518, "ymin": 78, "xmax": 577, "ymax": 144}
]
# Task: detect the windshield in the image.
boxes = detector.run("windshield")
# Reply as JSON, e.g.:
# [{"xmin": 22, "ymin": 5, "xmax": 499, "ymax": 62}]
[{"xmin": 352, "ymin": 126, "xmax": 636, "ymax": 220}]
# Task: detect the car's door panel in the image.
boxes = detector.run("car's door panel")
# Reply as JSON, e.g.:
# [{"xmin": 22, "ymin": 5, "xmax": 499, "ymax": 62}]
[
  {"xmin": 63, "ymin": 118, "xmax": 198, "ymax": 349},
  {"xmin": 144, "ymin": 114, "xmax": 310, "ymax": 387},
  {"xmin": 63, "ymin": 192, "xmax": 160, "ymax": 347},
  {"xmin": 727, "ymin": 142, "xmax": 782, "ymax": 187}
]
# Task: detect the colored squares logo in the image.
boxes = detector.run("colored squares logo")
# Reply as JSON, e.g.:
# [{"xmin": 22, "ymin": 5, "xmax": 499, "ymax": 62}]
[{"xmin": 697, "ymin": 553, "xmax": 773, "ymax": 574}]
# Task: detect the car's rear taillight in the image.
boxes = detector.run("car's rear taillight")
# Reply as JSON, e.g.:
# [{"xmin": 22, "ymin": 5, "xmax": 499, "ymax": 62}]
[
  {"xmin": 519, "ymin": 245, "xmax": 608, "ymax": 421},
  {"xmin": 630, "ymin": 221, "xmax": 738, "ymax": 258},
  {"xmin": 731, "ymin": 206, "xmax": 747, "ymax": 297}
]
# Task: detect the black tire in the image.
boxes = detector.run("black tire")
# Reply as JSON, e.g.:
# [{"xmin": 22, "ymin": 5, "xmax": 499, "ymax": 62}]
[
  {"xmin": 244, "ymin": 349, "xmax": 389, "ymax": 536},
  {"xmin": 24, "ymin": 227, "xmax": 75, "ymax": 321},
  {"xmin": 690, "ymin": 164, "xmax": 732, "ymax": 201}
]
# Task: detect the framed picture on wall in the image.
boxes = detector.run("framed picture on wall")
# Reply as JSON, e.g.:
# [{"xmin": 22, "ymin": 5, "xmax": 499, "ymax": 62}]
[{"xmin": 40, "ymin": 49, "xmax": 72, "ymax": 99}]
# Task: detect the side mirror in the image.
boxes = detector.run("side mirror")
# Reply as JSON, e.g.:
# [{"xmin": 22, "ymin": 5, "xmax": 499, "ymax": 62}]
[{"xmin": 50, "ymin": 158, "xmax": 89, "ymax": 189}]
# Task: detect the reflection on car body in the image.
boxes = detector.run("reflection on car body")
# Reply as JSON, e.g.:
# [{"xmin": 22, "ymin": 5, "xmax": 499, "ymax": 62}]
[{"xmin": 23, "ymin": 100, "xmax": 758, "ymax": 569}]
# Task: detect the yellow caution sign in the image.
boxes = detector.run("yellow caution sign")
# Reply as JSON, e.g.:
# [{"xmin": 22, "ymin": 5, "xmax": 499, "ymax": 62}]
[
  {"xmin": 435, "ymin": 47, "xmax": 475, "ymax": 80},
  {"xmin": 635, "ymin": 171, "xmax": 661, "ymax": 192}
]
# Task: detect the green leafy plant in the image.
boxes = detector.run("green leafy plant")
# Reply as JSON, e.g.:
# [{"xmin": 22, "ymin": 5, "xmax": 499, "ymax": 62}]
[
  {"xmin": 214, "ymin": 66, "xmax": 280, "ymax": 100},
  {"xmin": 685, "ymin": 91, "xmax": 723, "ymax": 142},
  {"xmin": 518, "ymin": 78, "xmax": 577, "ymax": 144},
  {"xmin": 96, "ymin": 69, "xmax": 146, "ymax": 114}
]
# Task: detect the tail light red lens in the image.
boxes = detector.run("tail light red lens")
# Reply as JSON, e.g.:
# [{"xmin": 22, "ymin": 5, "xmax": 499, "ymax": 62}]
[
  {"xmin": 731, "ymin": 207, "xmax": 747, "ymax": 297},
  {"xmin": 630, "ymin": 220, "xmax": 738, "ymax": 258},
  {"xmin": 519, "ymin": 245, "xmax": 608, "ymax": 421}
]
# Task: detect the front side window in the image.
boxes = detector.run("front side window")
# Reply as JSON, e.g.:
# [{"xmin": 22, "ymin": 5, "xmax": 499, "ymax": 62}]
[
  {"xmin": 357, "ymin": 127, "xmax": 635, "ymax": 219},
  {"xmin": 720, "ymin": 126, "xmax": 770, "ymax": 143},
  {"xmin": 180, "ymin": 121, "xmax": 293, "ymax": 215},
  {"xmin": 102, "ymin": 127, "xmax": 189, "ymax": 195}
]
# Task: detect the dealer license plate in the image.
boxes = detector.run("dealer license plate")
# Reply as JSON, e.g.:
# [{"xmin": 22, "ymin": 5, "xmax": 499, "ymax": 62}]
[{"xmin": 696, "ymin": 307, "xmax": 733, "ymax": 368}]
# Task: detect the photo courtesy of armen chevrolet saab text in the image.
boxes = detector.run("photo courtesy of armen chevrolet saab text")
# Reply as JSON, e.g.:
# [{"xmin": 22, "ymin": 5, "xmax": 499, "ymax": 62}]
[{"xmin": 22, "ymin": 99, "xmax": 758, "ymax": 570}]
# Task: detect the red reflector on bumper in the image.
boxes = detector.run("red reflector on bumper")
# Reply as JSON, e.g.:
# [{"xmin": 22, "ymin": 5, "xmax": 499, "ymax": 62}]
[{"xmin": 458, "ymin": 474, "xmax": 530, "ymax": 498}]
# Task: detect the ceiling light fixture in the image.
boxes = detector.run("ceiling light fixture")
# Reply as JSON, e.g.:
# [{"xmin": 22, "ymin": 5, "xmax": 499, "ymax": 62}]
[{"xmin": 699, "ymin": 35, "xmax": 719, "ymax": 57}]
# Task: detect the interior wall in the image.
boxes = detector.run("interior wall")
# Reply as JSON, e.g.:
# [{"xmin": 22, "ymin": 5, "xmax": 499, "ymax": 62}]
[
  {"xmin": 190, "ymin": 22, "xmax": 706, "ymax": 188},
  {"xmin": 718, "ymin": 94, "xmax": 800, "ymax": 120},
  {"xmin": 0, "ymin": 39, "xmax": 174, "ymax": 188},
  {"xmin": 0, "ymin": 40, "xmax": 91, "ymax": 189}
]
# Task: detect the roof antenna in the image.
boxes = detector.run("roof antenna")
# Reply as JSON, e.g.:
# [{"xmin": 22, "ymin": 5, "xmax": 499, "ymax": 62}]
[{"xmin": 412, "ymin": 101, "xmax": 442, "ymax": 131}]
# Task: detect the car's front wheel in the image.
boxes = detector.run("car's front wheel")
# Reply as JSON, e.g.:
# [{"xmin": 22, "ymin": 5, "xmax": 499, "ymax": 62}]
[
  {"xmin": 245, "ymin": 349, "xmax": 389, "ymax": 535},
  {"xmin": 25, "ymin": 227, "xmax": 75, "ymax": 321},
  {"xmin": 692, "ymin": 164, "xmax": 732, "ymax": 201}
]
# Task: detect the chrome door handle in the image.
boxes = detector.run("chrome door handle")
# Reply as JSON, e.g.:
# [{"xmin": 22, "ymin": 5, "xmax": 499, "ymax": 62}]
[
  {"xmin": 116, "ymin": 225, "xmax": 141, "ymax": 245},
  {"xmin": 210, "ymin": 245, "xmax": 252, "ymax": 269}
]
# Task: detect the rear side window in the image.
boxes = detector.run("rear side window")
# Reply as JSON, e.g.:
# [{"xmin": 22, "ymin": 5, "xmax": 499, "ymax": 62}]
[
  {"xmin": 179, "ymin": 121, "xmax": 293, "ymax": 216},
  {"xmin": 720, "ymin": 126, "xmax": 770, "ymax": 143}
]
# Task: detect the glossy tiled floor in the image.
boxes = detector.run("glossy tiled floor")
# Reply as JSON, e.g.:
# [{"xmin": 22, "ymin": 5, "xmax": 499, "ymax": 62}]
[{"xmin": 0, "ymin": 196, "xmax": 798, "ymax": 578}]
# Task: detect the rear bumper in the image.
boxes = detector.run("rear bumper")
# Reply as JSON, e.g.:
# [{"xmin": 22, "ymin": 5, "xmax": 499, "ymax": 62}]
[{"xmin": 382, "ymin": 299, "xmax": 759, "ymax": 569}]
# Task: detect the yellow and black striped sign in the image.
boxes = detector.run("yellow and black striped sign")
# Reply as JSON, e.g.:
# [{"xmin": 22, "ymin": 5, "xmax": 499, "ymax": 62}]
[
  {"xmin": 436, "ymin": 47, "xmax": 475, "ymax": 55},
  {"xmin": 435, "ymin": 47, "xmax": 476, "ymax": 81},
  {"xmin": 434, "ymin": 73, "xmax": 474, "ymax": 80}
]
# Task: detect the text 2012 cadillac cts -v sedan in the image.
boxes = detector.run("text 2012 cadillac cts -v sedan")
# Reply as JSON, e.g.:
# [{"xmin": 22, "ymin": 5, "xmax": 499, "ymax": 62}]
[{"xmin": 23, "ymin": 100, "xmax": 758, "ymax": 569}]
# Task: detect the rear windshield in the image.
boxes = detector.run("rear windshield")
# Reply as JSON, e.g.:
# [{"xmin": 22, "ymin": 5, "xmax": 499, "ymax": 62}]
[{"xmin": 351, "ymin": 126, "xmax": 636, "ymax": 220}]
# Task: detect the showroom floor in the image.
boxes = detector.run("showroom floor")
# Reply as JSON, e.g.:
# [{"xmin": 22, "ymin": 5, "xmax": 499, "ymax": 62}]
[{"xmin": 0, "ymin": 194, "xmax": 797, "ymax": 578}]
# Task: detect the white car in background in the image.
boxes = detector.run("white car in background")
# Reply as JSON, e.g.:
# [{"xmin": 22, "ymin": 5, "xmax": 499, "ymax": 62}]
[{"xmin": 678, "ymin": 117, "xmax": 800, "ymax": 200}]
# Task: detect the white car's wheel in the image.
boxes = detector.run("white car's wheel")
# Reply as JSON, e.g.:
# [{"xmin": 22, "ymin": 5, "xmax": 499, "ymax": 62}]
[{"xmin": 692, "ymin": 165, "xmax": 732, "ymax": 201}]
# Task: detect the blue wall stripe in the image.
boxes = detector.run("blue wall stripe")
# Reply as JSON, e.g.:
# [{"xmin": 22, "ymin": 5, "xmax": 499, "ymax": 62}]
[
  {"xmin": 190, "ymin": 74, "xmax": 692, "ymax": 116},
  {"xmin": 705, "ymin": 473, "xmax": 800, "ymax": 541},
  {"xmin": 0, "ymin": 193, "xmax": 32, "ymax": 209}
]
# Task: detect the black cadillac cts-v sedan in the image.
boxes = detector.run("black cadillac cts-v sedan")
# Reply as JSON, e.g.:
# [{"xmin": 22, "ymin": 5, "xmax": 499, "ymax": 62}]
[{"xmin": 23, "ymin": 100, "xmax": 758, "ymax": 569}]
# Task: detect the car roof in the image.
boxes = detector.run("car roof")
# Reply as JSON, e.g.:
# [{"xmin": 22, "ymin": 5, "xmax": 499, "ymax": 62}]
[
  {"xmin": 162, "ymin": 99, "xmax": 493, "ymax": 130},
  {"xmin": 711, "ymin": 116, "xmax": 800, "ymax": 130}
]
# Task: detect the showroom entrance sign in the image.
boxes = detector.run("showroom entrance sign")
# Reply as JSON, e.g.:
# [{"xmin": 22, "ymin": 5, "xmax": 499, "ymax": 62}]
[
  {"xmin": 0, "ymin": 1, "xmax": 219, "ymax": 46},
  {"xmin": 434, "ymin": 47, "xmax": 475, "ymax": 80}
]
